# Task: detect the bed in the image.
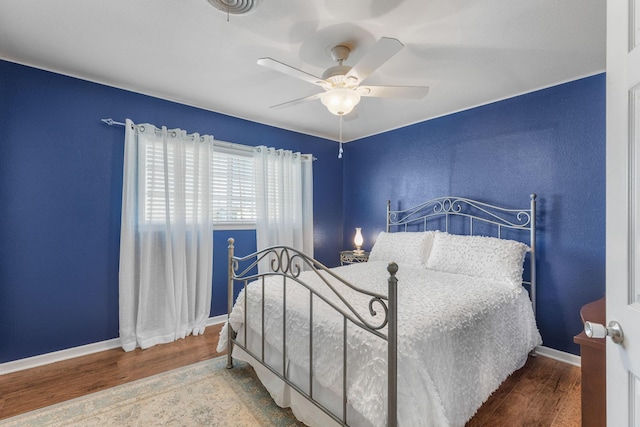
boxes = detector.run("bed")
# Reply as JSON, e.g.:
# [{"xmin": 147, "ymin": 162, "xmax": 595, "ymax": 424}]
[{"xmin": 218, "ymin": 195, "xmax": 542, "ymax": 427}]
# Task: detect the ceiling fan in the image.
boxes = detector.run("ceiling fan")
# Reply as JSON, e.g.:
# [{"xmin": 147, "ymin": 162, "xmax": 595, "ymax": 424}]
[{"xmin": 257, "ymin": 37, "xmax": 429, "ymax": 117}]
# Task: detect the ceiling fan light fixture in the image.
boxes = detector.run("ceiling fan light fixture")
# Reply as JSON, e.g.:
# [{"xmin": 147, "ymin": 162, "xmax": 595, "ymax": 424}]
[{"xmin": 320, "ymin": 88, "xmax": 361, "ymax": 116}]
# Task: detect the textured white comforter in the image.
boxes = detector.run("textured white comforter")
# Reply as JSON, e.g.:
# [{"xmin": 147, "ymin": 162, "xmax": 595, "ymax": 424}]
[{"xmin": 218, "ymin": 261, "xmax": 541, "ymax": 427}]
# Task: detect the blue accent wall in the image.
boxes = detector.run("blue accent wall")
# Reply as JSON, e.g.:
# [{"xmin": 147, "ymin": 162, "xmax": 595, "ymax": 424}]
[
  {"xmin": 0, "ymin": 60, "xmax": 343, "ymax": 363},
  {"xmin": 342, "ymin": 74, "xmax": 606, "ymax": 355}
]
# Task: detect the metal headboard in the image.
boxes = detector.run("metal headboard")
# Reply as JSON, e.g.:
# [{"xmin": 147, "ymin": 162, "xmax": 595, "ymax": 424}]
[{"xmin": 386, "ymin": 194, "xmax": 537, "ymax": 317}]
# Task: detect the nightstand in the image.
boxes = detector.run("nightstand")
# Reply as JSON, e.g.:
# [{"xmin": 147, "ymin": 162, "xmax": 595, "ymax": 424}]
[{"xmin": 340, "ymin": 250, "xmax": 369, "ymax": 266}]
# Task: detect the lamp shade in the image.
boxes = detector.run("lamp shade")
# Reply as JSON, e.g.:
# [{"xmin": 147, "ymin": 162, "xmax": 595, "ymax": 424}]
[
  {"xmin": 354, "ymin": 227, "xmax": 364, "ymax": 249},
  {"xmin": 320, "ymin": 88, "xmax": 361, "ymax": 116}
]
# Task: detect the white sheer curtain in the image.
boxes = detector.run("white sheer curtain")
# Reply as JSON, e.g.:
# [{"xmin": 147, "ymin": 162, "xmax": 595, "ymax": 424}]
[
  {"xmin": 254, "ymin": 146, "xmax": 314, "ymax": 273},
  {"xmin": 119, "ymin": 119, "xmax": 213, "ymax": 352}
]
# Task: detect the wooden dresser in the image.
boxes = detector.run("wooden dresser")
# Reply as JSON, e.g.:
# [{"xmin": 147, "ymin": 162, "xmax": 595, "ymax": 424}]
[{"xmin": 573, "ymin": 296, "xmax": 606, "ymax": 427}]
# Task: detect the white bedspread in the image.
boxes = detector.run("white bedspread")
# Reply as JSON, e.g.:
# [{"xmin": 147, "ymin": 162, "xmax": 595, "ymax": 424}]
[{"xmin": 218, "ymin": 261, "xmax": 541, "ymax": 427}]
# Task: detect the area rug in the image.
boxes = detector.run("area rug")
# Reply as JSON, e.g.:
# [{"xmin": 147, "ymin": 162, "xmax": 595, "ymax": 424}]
[{"xmin": 1, "ymin": 357, "xmax": 305, "ymax": 426}]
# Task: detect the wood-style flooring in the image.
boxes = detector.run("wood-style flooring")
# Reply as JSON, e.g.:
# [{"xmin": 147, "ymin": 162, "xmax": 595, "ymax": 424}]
[{"xmin": 0, "ymin": 324, "xmax": 581, "ymax": 426}]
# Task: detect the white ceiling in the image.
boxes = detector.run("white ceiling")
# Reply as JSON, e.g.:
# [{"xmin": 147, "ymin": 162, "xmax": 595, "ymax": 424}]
[{"xmin": 0, "ymin": 0, "xmax": 606, "ymax": 142}]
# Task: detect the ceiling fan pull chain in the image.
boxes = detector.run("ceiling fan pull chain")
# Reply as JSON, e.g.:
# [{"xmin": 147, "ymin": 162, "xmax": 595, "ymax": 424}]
[{"xmin": 338, "ymin": 116, "xmax": 344, "ymax": 159}]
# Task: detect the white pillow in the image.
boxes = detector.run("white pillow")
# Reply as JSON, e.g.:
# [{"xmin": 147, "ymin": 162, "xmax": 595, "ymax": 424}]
[
  {"xmin": 425, "ymin": 233, "xmax": 530, "ymax": 286},
  {"xmin": 368, "ymin": 231, "xmax": 436, "ymax": 267}
]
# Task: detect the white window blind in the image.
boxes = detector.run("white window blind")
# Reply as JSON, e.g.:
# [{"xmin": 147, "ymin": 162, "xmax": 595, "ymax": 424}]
[
  {"xmin": 139, "ymin": 138, "xmax": 256, "ymax": 227},
  {"xmin": 139, "ymin": 138, "xmax": 202, "ymax": 224},
  {"xmin": 211, "ymin": 146, "xmax": 256, "ymax": 225}
]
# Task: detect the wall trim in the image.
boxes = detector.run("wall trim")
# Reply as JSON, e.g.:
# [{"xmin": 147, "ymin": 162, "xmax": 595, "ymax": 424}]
[
  {"xmin": 0, "ymin": 315, "xmax": 227, "ymax": 375},
  {"xmin": 536, "ymin": 345, "xmax": 581, "ymax": 367},
  {"xmin": 1, "ymin": 323, "xmax": 578, "ymax": 376}
]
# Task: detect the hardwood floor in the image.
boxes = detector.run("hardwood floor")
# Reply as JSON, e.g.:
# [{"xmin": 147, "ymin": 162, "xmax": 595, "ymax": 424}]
[
  {"xmin": 0, "ymin": 325, "xmax": 580, "ymax": 426},
  {"xmin": 468, "ymin": 355, "xmax": 581, "ymax": 426},
  {"xmin": 0, "ymin": 324, "xmax": 224, "ymax": 420}
]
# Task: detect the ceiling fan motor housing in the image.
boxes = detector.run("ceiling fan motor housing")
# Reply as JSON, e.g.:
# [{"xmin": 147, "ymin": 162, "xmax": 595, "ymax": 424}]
[
  {"xmin": 322, "ymin": 45, "xmax": 358, "ymax": 87},
  {"xmin": 322, "ymin": 65, "xmax": 355, "ymax": 86}
]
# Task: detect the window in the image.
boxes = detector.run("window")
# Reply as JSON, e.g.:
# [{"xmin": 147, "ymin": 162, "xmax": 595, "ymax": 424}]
[
  {"xmin": 211, "ymin": 146, "xmax": 256, "ymax": 227},
  {"xmin": 139, "ymin": 138, "xmax": 256, "ymax": 229}
]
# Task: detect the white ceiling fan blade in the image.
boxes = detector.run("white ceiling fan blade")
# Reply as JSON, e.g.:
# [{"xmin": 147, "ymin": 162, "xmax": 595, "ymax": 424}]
[
  {"xmin": 257, "ymin": 58, "xmax": 330, "ymax": 89},
  {"xmin": 358, "ymin": 85, "xmax": 429, "ymax": 99},
  {"xmin": 345, "ymin": 37, "xmax": 404, "ymax": 84},
  {"xmin": 269, "ymin": 92, "xmax": 322, "ymax": 109}
]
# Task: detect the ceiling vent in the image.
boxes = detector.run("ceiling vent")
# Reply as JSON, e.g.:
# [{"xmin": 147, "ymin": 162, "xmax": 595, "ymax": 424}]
[{"xmin": 207, "ymin": 0, "xmax": 259, "ymax": 15}]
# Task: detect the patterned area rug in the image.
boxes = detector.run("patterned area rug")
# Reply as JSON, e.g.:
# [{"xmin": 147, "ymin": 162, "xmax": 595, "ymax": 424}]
[{"xmin": 1, "ymin": 357, "xmax": 305, "ymax": 426}]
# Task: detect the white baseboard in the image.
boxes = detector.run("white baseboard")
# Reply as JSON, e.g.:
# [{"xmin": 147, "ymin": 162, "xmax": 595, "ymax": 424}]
[
  {"xmin": 207, "ymin": 314, "xmax": 227, "ymax": 326},
  {"xmin": 0, "ymin": 338, "xmax": 123, "ymax": 375},
  {"xmin": 535, "ymin": 345, "xmax": 581, "ymax": 367},
  {"xmin": 1, "ymin": 320, "xmax": 578, "ymax": 376},
  {"xmin": 0, "ymin": 316, "xmax": 228, "ymax": 375}
]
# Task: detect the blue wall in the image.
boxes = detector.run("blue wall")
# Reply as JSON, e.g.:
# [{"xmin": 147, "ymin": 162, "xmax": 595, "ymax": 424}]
[
  {"xmin": 0, "ymin": 60, "xmax": 343, "ymax": 363},
  {"xmin": 0, "ymin": 58, "xmax": 605, "ymax": 362},
  {"xmin": 342, "ymin": 74, "xmax": 606, "ymax": 355}
]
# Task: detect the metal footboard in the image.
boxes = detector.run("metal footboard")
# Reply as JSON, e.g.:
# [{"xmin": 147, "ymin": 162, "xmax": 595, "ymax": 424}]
[{"xmin": 225, "ymin": 238, "xmax": 398, "ymax": 427}]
